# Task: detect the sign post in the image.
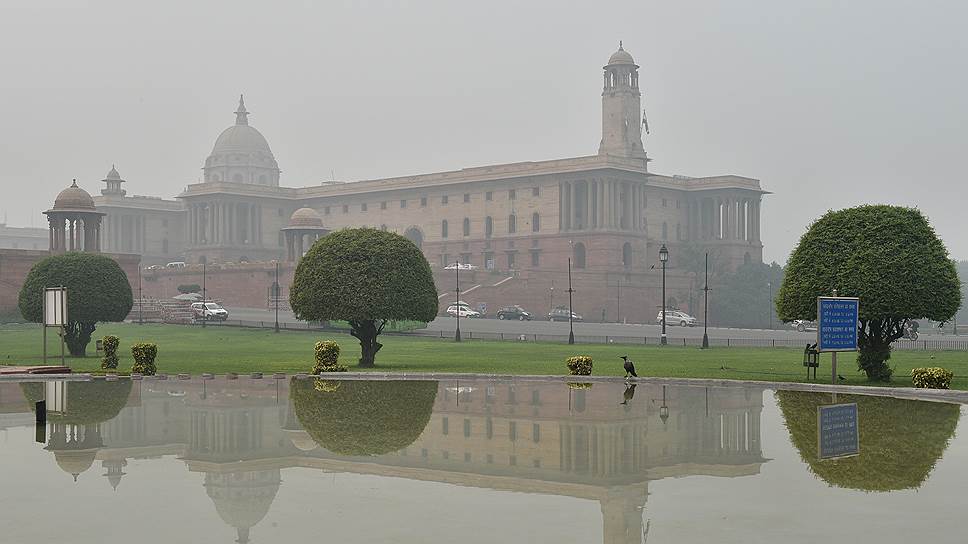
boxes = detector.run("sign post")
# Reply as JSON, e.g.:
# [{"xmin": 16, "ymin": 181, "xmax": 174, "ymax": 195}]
[
  {"xmin": 816, "ymin": 296, "xmax": 859, "ymax": 385},
  {"xmin": 42, "ymin": 287, "xmax": 67, "ymax": 366}
]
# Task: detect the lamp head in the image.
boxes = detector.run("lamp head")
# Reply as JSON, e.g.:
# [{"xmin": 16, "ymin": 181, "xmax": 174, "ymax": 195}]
[{"xmin": 659, "ymin": 244, "xmax": 669, "ymax": 263}]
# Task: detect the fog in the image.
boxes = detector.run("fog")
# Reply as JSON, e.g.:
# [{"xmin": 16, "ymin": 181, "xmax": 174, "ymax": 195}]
[{"xmin": 1, "ymin": 0, "xmax": 965, "ymax": 262}]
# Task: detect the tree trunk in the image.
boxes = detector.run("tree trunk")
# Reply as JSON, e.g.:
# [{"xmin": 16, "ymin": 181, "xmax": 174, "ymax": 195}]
[
  {"xmin": 857, "ymin": 318, "xmax": 899, "ymax": 382},
  {"xmin": 350, "ymin": 319, "xmax": 384, "ymax": 368},
  {"xmin": 63, "ymin": 321, "xmax": 96, "ymax": 357}
]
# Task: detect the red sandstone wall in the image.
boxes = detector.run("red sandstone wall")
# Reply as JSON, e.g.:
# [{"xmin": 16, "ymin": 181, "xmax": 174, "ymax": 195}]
[{"xmin": 141, "ymin": 262, "xmax": 296, "ymax": 309}]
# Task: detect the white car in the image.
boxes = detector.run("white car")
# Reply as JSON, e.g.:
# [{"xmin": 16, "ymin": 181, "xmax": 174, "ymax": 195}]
[
  {"xmin": 191, "ymin": 302, "xmax": 229, "ymax": 321},
  {"xmin": 791, "ymin": 320, "xmax": 817, "ymax": 332},
  {"xmin": 444, "ymin": 263, "xmax": 478, "ymax": 270},
  {"xmin": 446, "ymin": 305, "xmax": 481, "ymax": 318},
  {"xmin": 657, "ymin": 310, "xmax": 698, "ymax": 327}
]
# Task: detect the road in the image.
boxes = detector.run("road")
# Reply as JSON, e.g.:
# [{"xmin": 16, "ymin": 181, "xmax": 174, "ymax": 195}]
[{"xmin": 224, "ymin": 306, "xmax": 957, "ymax": 342}]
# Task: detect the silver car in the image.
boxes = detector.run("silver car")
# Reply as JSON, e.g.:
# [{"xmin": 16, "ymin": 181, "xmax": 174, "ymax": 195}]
[{"xmin": 657, "ymin": 310, "xmax": 698, "ymax": 327}]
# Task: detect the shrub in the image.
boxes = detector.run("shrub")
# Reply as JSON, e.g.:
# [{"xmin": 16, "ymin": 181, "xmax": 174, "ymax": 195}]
[
  {"xmin": 567, "ymin": 382, "xmax": 593, "ymax": 390},
  {"xmin": 312, "ymin": 341, "xmax": 347, "ymax": 373},
  {"xmin": 911, "ymin": 367, "xmax": 954, "ymax": 389},
  {"xmin": 177, "ymin": 284, "xmax": 201, "ymax": 294},
  {"xmin": 566, "ymin": 355, "xmax": 593, "ymax": 376},
  {"xmin": 131, "ymin": 342, "xmax": 158, "ymax": 375},
  {"xmin": 101, "ymin": 335, "xmax": 120, "ymax": 370}
]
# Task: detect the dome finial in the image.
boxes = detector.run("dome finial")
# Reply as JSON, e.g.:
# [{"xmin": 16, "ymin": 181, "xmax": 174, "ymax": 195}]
[
  {"xmin": 71, "ymin": 179, "xmax": 78, "ymax": 188},
  {"xmin": 235, "ymin": 94, "xmax": 249, "ymax": 126},
  {"xmin": 619, "ymin": 40, "xmax": 623, "ymax": 50}
]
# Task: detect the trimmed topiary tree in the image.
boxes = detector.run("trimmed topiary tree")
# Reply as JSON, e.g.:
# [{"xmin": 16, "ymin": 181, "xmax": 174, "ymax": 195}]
[
  {"xmin": 101, "ymin": 335, "xmax": 120, "ymax": 370},
  {"xmin": 289, "ymin": 228, "xmax": 438, "ymax": 367},
  {"xmin": 290, "ymin": 378, "xmax": 438, "ymax": 456},
  {"xmin": 18, "ymin": 252, "xmax": 133, "ymax": 357},
  {"xmin": 775, "ymin": 390, "xmax": 960, "ymax": 492},
  {"xmin": 566, "ymin": 355, "xmax": 593, "ymax": 376},
  {"xmin": 131, "ymin": 342, "xmax": 158, "ymax": 375},
  {"xmin": 312, "ymin": 340, "xmax": 346, "ymax": 373},
  {"xmin": 776, "ymin": 206, "xmax": 961, "ymax": 381}
]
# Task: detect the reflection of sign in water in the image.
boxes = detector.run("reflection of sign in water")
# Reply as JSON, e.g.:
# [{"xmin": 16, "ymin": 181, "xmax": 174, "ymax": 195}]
[
  {"xmin": 45, "ymin": 381, "xmax": 68, "ymax": 414},
  {"xmin": 817, "ymin": 297, "xmax": 859, "ymax": 352},
  {"xmin": 818, "ymin": 403, "xmax": 859, "ymax": 460}
]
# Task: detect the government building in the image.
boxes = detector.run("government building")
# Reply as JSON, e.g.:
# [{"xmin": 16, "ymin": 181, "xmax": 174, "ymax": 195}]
[{"xmin": 6, "ymin": 44, "xmax": 767, "ymax": 322}]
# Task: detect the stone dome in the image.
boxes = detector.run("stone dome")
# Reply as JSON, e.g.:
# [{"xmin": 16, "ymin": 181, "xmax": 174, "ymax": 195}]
[
  {"xmin": 104, "ymin": 165, "xmax": 122, "ymax": 181},
  {"xmin": 211, "ymin": 124, "xmax": 273, "ymax": 156},
  {"xmin": 607, "ymin": 43, "xmax": 636, "ymax": 66},
  {"xmin": 53, "ymin": 180, "xmax": 96, "ymax": 211},
  {"xmin": 53, "ymin": 449, "xmax": 99, "ymax": 481},
  {"xmin": 203, "ymin": 95, "xmax": 280, "ymax": 186},
  {"xmin": 289, "ymin": 207, "xmax": 324, "ymax": 228}
]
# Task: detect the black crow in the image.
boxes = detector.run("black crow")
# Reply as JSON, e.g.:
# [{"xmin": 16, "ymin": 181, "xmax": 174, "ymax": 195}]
[
  {"xmin": 620, "ymin": 355, "xmax": 638, "ymax": 378},
  {"xmin": 621, "ymin": 383, "xmax": 637, "ymax": 405}
]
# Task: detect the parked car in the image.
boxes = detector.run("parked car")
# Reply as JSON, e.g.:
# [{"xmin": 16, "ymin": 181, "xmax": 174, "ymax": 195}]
[
  {"xmin": 444, "ymin": 263, "xmax": 478, "ymax": 270},
  {"xmin": 191, "ymin": 302, "xmax": 229, "ymax": 321},
  {"xmin": 496, "ymin": 305, "xmax": 532, "ymax": 321},
  {"xmin": 548, "ymin": 307, "xmax": 582, "ymax": 322},
  {"xmin": 791, "ymin": 319, "xmax": 817, "ymax": 332},
  {"xmin": 166, "ymin": 261, "xmax": 187, "ymax": 268},
  {"xmin": 446, "ymin": 305, "xmax": 481, "ymax": 318},
  {"xmin": 657, "ymin": 310, "xmax": 697, "ymax": 327}
]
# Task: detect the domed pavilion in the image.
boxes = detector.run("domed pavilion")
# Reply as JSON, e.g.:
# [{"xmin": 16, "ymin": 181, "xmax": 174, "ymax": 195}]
[
  {"xmin": 44, "ymin": 180, "xmax": 105, "ymax": 252},
  {"xmin": 281, "ymin": 207, "xmax": 328, "ymax": 261}
]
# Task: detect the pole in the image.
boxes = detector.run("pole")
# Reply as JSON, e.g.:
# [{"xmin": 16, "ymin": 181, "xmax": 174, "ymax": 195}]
[
  {"xmin": 831, "ymin": 351, "xmax": 838, "ymax": 385},
  {"xmin": 567, "ymin": 257, "xmax": 575, "ymax": 345},
  {"xmin": 616, "ymin": 278, "xmax": 621, "ymax": 324},
  {"xmin": 661, "ymin": 257, "xmax": 667, "ymax": 345},
  {"xmin": 274, "ymin": 262, "xmax": 280, "ymax": 333},
  {"xmin": 201, "ymin": 262, "xmax": 207, "ymax": 329},
  {"xmin": 138, "ymin": 266, "xmax": 143, "ymax": 325},
  {"xmin": 768, "ymin": 281, "xmax": 773, "ymax": 330},
  {"xmin": 702, "ymin": 252, "xmax": 709, "ymax": 349},
  {"xmin": 455, "ymin": 262, "xmax": 461, "ymax": 342}
]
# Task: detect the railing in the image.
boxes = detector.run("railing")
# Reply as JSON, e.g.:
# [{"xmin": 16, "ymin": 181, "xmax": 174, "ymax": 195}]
[{"xmin": 169, "ymin": 319, "xmax": 968, "ymax": 351}]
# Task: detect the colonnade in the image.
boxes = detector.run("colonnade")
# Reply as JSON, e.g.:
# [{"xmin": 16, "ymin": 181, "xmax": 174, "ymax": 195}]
[
  {"xmin": 101, "ymin": 214, "xmax": 147, "ymax": 253},
  {"xmin": 558, "ymin": 179, "xmax": 647, "ymax": 232},
  {"xmin": 48, "ymin": 215, "xmax": 102, "ymax": 252},
  {"xmin": 187, "ymin": 201, "xmax": 262, "ymax": 246},
  {"xmin": 692, "ymin": 195, "xmax": 761, "ymax": 242}
]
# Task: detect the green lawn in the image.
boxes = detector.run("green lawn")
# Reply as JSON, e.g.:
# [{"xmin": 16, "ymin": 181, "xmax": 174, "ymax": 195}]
[{"xmin": 2, "ymin": 322, "xmax": 966, "ymax": 389}]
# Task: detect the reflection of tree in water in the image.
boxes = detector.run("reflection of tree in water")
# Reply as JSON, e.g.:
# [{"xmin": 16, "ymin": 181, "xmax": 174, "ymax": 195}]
[
  {"xmin": 776, "ymin": 391, "xmax": 961, "ymax": 492},
  {"xmin": 21, "ymin": 380, "xmax": 133, "ymax": 482},
  {"xmin": 291, "ymin": 378, "xmax": 437, "ymax": 456},
  {"xmin": 205, "ymin": 470, "xmax": 282, "ymax": 544}
]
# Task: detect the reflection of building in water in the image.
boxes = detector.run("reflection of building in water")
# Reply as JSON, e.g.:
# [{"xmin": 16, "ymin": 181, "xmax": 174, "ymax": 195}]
[{"xmin": 29, "ymin": 378, "xmax": 765, "ymax": 544}]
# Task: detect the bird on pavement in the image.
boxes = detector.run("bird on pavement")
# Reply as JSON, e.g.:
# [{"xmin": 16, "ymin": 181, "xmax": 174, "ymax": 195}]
[
  {"xmin": 620, "ymin": 355, "xmax": 638, "ymax": 379},
  {"xmin": 621, "ymin": 383, "xmax": 637, "ymax": 405}
]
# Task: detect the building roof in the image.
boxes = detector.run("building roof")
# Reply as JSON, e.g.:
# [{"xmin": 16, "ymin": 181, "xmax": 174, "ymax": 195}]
[
  {"xmin": 607, "ymin": 42, "xmax": 636, "ymax": 66},
  {"xmin": 288, "ymin": 207, "xmax": 324, "ymax": 228},
  {"xmin": 51, "ymin": 180, "xmax": 97, "ymax": 211}
]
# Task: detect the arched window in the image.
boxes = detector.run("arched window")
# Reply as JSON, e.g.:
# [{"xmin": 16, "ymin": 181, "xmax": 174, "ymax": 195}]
[
  {"xmin": 532, "ymin": 212, "xmax": 540, "ymax": 232},
  {"xmin": 404, "ymin": 227, "xmax": 423, "ymax": 249},
  {"xmin": 622, "ymin": 242, "xmax": 631, "ymax": 268},
  {"xmin": 463, "ymin": 218, "xmax": 470, "ymax": 237},
  {"xmin": 573, "ymin": 242, "xmax": 586, "ymax": 269},
  {"xmin": 508, "ymin": 214, "xmax": 516, "ymax": 234},
  {"xmin": 662, "ymin": 222, "xmax": 668, "ymax": 240},
  {"xmin": 485, "ymin": 216, "xmax": 493, "ymax": 238},
  {"xmin": 441, "ymin": 220, "xmax": 449, "ymax": 238}
]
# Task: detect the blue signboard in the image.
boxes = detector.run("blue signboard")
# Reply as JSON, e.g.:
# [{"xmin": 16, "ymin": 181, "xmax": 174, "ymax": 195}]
[
  {"xmin": 817, "ymin": 297, "xmax": 859, "ymax": 352},
  {"xmin": 817, "ymin": 403, "xmax": 859, "ymax": 460}
]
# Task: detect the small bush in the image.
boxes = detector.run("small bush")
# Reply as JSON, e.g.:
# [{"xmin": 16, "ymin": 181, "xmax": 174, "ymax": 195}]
[
  {"xmin": 100, "ymin": 335, "xmax": 120, "ymax": 370},
  {"xmin": 131, "ymin": 342, "xmax": 158, "ymax": 375},
  {"xmin": 911, "ymin": 367, "xmax": 953, "ymax": 389},
  {"xmin": 566, "ymin": 355, "xmax": 593, "ymax": 376},
  {"xmin": 312, "ymin": 341, "xmax": 347, "ymax": 373},
  {"xmin": 177, "ymin": 284, "xmax": 201, "ymax": 294},
  {"xmin": 567, "ymin": 382, "xmax": 593, "ymax": 390}
]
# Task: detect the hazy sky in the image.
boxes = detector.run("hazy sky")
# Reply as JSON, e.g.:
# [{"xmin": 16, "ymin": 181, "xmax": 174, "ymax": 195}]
[{"xmin": 2, "ymin": 0, "xmax": 965, "ymax": 263}]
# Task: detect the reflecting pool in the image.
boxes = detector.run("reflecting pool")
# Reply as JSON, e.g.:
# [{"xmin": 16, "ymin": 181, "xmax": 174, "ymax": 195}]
[{"xmin": 0, "ymin": 377, "xmax": 964, "ymax": 543}]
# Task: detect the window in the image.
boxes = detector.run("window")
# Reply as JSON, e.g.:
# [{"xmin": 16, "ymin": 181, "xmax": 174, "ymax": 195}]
[
  {"xmin": 485, "ymin": 191, "xmax": 493, "ymax": 201},
  {"xmin": 463, "ymin": 419, "xmax": 471, "ymax": 437},
  {"xmin": 342, "ymin": 204, "xmax": 349, "ymax": 213},
  {"xmin": 463, "ymin": 193, "xmax": 470, "ymax": 203},
  {"xmin": 464, "ymin": 453, "xmax": 471, "ymax": 462},
  {"xmin": 381, "ymin": 201, "xmax": 387, "ymax": 210},
  {"xmin": 662, "ymin": 222, "xmax": 668, "ymax": 240},
  {"xmin": 441, "ymin": 254, "xmax": 449, "ymax": 267},
  {"xmin": 676, "ymin": 199, "xmax": 680, "ymax": 209},
  {"xmin": 509, "ymin": 189, "xmax": 516, "ymax": 200},
  {"xmin": 421, "ymin": 196, "xmax": 427, "ymax": 207},
  {"xmin": 507, "ymin": 252, "xmax": 515, "ymax": 269},
  {"xmin": 533, "ymin": 424, "xmax": 540, "ymax": 442},
  {"xmin": 361, "ymin": 203, "xmax": 367, "ymax": 211},
  {"xmin": 442, "ymin": 195, "xmax": 449, "ymax": 205},
  {"xmin": 487, "ymin": 454, "xmax": 493, "ymax": 464},
  {"xmin": 278, "ymin": 208, "xmax": 284, "ymax": 217},
  {"xmin": 400, "ymin": 199, "xmax": 407, "ymax": 208},
  {"xmin": 486, "ymin": 417, "xmax": 493, "ymax": 439},
  {"xmin": 622, "ymin": 242, "xmax": 632, "ymax": 268},
  {"xmin": 531, "ymin": 251, "xmax": 539, "ymax": 267},
  {"xmin": 509, "ymin": 455, "xmax": 517, "ymax": 466},
  {"xmin": 509, "ymin": 421, "xmax": 517, "ymax": 441},
  {"xmin": 532, "ymin": 212, "xmax": 540, "ymax": 232},
  {"xmin": 532, "ymin": 187, "xmax": 540, "ymax": 197},
  {"xmin": 442, "ymin": 417, "xmax": 449, "ymax": 435},
  {"xmin": 573, "ymin": 242, "xmax": 586, "ymax": 269},
  {"xmin": 533, "ymin": 459, "xmax": 541, "ymax": 468},
  {"xmin": 508, "ymin": 214, "xmax": 516, "ymax": 233},
  {"xmin": 676, "ymin": 223, "xmax": 681, "ymax": 240},
  {"xmin": 324, "ymin": 206, "xmax": 330, "ymax": 215},
  {"xmin": 662, "ymin": 198, "xmax": 667, "ymax": 207},
  {"xmin": 441, "ymin": 220, "xmax": 448, "ymax": 238},
  {"xmin": 463, "ymin": 218, "xmax": 470, "ymax": 236},
  {"xmin": 531, "ymin": 390, "xmax": 540, "ymax": 405},
  {"xmin": 485, "ymin": 216, "xmax": 493, "ymax": 238},
  {"xmin": 380, "ymin": 224, "xmax": 387, "ymax": 231}
]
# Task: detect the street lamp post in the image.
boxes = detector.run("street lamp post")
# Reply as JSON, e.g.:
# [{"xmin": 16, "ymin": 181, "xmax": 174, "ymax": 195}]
[
  {"xmin": 767, "ymin": 281, "xmax": 774, "ymax": 330},
  {"xmin": 701, "ymin": 252, "xmax": 710, "ymax": 349},
  {"xmin": 567, "ymin": 257, "xmax": 575, "ymax": 345},
  {"xmin": 201, "ymin": 262, "xmax": 207, "ymax": 329},
  {"xmin": 616, "ymin": 277, "xmax": 621, "ymax": 324},
  {"xmin": 274, "ymin": 261, "xmax": 280, "ymax": 333},
  {"xmin": 138, "ymin": 266, "xmax": 143, "ymax": 325},
  {"xmin": 455, "ymin": 261, "xmax": 461, "ymax": 342},
  {"xmin": 659, "ymin": 244, "xmax": 669, "ymax": 345},
  {"xmin": 550, "ymin": 280, "xmax": 555, "ymax": 311}
]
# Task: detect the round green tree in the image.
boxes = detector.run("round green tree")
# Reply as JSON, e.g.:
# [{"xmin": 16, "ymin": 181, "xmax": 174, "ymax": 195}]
[
  {"xmin": 291, "ymin": 378, "xmax": 438, "ymax": 456},
  {"xmin": 776, "ymin": 206, "xmax": 961, "ymax": 381},
  {"xmin": 775, "ymin": 390, "xmax": 960, "ymax": 492},
  {"xmin": 289, "ymin": 228, "xmax": 438, "ymax": 367},
  {"xmin": 18, "ymin": 252, "xmax": 134, "ymax": 357}
]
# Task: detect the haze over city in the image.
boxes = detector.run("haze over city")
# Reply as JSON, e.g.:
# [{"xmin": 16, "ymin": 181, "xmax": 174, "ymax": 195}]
[{"xmin": 1, "ymin": 0, "xmax": 965, "ymax": 263}]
